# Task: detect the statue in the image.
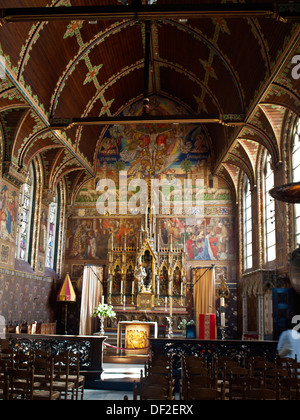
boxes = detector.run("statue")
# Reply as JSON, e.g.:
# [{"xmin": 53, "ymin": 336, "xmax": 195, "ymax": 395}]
[{"xmin": 134, "ymin": 263, "xmax": 151, "ymax": 293}]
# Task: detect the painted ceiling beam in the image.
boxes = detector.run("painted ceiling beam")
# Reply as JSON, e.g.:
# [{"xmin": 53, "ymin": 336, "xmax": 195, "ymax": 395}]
[
  {"xmin": 50, "ymin": 114, "xmax": 245, "ymax": 128},
  {"xmin": 0, "ymin": 3, "xmax": 298, "ymax": 24}
]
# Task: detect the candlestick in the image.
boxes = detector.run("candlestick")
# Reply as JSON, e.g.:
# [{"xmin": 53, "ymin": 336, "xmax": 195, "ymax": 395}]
[
  {"xmin": 166, "ymin": 317, "xmax": 173, "ymax": 339},
  {"xmin": 169, "ymin": 296, "xmax": 173, "ymax": 317},
  {"xmin": 181, "ymin": 282, "xmax": 183, "ymax": 296},
  {"xmin": 157, "ymin": 279, "xmax": 160, "ymax": 296},
  {"xmin": 102, "ymin": 295, "xmax": 104, "ymax": 305},
  {"xmin": 132, "ymin": 281, "xmax": 134, "ymax": 295},
  {"xmin": 121, "ymin": 281, "xmax": 123, "ymax": 295},
  {"xmin": 165, "ymin": 297, "xmax": 167, "ymax": 312}
]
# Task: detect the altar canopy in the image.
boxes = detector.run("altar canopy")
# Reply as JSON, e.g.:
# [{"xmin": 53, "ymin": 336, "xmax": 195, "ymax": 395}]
[
  {"xmin": 79, "ymin": 265, "xmax": 103, "ymax": 335},
  {"xmin": 193, "ymin": 267, "xmax": 216, "ymax": 338}
]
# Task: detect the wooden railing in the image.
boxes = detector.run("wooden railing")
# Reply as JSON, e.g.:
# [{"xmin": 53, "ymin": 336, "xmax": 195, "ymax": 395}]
[
  {"xmin": 149, "ymin": 338, "xmax": 279, "ymax": 369},
  {"xmin": 0, "ymin": 333, "xmax": 106, "ymax": 382}
]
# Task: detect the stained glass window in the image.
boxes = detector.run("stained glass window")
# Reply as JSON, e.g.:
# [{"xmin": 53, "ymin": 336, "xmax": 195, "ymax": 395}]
[
  {"xmin": 15, "ymin": 163, "xmax": 34, "ymax": 261},
  {"xmin": 263, "ymin": 152, "xmax": 276, "ymax": 262},
  {"xmin": 292, "ymin": 117, "xmax": 300, "ymax": 247},
  {"xmin": 46, "ymin": 196, "xmax": 57, "ymax": 269},
  {"xmin": 244, "ymin": 176, "xmax": 252, "ymax": 270}
]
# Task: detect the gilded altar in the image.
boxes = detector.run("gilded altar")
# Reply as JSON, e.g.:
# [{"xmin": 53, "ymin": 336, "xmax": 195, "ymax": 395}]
[{"xmin": 107, "ymin": 209, "xmax": 187, "ymax": 319}]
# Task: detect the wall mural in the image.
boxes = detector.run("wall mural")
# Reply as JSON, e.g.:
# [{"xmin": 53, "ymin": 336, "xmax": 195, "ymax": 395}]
[
  {"xmin": 0, "ymin": 182, "xmax": 18, "ymax": 244},
  {"xmin": 66, "ymin": 217, "xmax": 141, "ymax": 261},
  {"xmin": 68, "ymin": 95, "xmax": 236, "ymax": 265}
]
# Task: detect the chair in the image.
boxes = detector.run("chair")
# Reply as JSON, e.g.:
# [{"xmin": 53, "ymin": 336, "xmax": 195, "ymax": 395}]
[
  {"xmin": 279, "ymin": 377, "xmax": 300, "ymax": 400},
  {"xmin": 14, "ymin": 352, "xmax": 33, "ymax": 370},
  {"xmin": 264, "ymin": 368, "xmax": 290, "ymax": 389},
  {"xmin": 31, "ymin": 359, "xmax": 61, "ymax": 400},
  {"xmin": 5, "ymin": 367, "xmax": 35, "ymax": 400},
  {"xmin": 5, "ymin": 365, "xmax": 61, "ymax": 400},
  {"xmin": 0, "ymin": 360, "xmax": 8, "ymax": 400},
  {"xmin": 0, "ymin": 349, "xmax": 14, "ymax": 367},
  {"xmin": 52, "ymin": 353, "xmax": 76, "ymax": 400},
  {"xmin": 67, "ymin": 352, "xmax": 85, "ymax": 400},
  {"xmin": 187, "ymin": 384, "xmax": 225, "ymax": 400},
  {"xmin": 139, "ymin": 383, "xmax": 173, "ymax": 400},
  {"xmin": 228, "ymin": 374, "xmax": 262, "ymax": 400},
  {"xmin": 31, "ymin": 349, "xmax": 52, "ymax": 360},
  {"xmin": 242, "ymin": 386, "xmax": 280, "ymax": 400}
]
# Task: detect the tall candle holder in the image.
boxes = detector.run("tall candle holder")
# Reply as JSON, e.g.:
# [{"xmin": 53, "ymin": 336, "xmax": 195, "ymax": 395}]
[
  {"xmin": 166, "ymin": 317, "xmax": 173, "ymax": 339},
  {"xmin": 219, "ymin": 326, "xmax": 227, "ymax": 340}
]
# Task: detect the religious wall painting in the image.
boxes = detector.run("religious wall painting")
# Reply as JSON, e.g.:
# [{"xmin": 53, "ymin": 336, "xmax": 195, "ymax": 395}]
[
  {"xmin": 0, "ymin": 245, "xmax": 9, "ymax": 264},
  {"xmin": 39, "ymin": 209, "xmax": 48, "ymax": 254},
  {"xmin": 159, "ymin": 215, "xmax": 235, "ymax": 261},
  {"xmin": 66, "ymin": 217, "xmax": 141, "ymax": 260},
  {"xmin": 0, "ymin": 181, "xmax": 18, "ymax": 244},
  {"xmin": 159, "ymin": 265, "xmax": 169, "ymax": 296},
  {"xmin": 76, "ymin": 96, "xmax": 212, "ymax": 204},
  {"xmin": 71, "ymin": 264, "xmax": 85, "ymax": 279},
  {"xmin": 37, "ymin": 256, "xmax": 44, "ymax": 273}
]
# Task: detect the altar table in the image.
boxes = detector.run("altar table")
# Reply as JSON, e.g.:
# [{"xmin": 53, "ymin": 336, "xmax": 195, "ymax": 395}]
[{"xmin": 117, "ymin": 321, "xmax": 158, "ymax": 355}]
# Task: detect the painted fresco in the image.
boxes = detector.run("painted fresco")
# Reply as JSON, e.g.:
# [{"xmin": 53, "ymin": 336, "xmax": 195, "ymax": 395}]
[
  {"xmin": 0, "ymin": 181, "xmax": 18, "ymax": 244},
  {"xmin": 159, "ymin": 216, "xmax": 235, "ymax": 261},
  {"xmin": 66, "ymin": 217, "xmax": 141, "ymax": 260},
  {"xmin": 71, "ymin": 95, "xmax": 235, "ymax": 264}
]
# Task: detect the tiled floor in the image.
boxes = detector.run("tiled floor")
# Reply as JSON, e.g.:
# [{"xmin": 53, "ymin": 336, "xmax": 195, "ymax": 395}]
[{"xmin": 84, "ymin": 389, "xmax": 131, "ymax": 400}]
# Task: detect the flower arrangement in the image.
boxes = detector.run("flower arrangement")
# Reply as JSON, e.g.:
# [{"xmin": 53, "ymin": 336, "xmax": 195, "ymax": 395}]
[
  {"xmin": 178, "ymin": 319, "xmax": 195, "ymax": 333},
  {"xmin": 92, "ymin": 303, "xmax": 116, "ymax": 319}
]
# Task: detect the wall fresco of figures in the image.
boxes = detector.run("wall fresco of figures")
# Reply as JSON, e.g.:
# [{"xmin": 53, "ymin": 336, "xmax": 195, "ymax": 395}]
[
  {"xmin": 158, "ymin": 216, "xmax": 235, "ymax": 261},
  {"xmin": 0, "ymin": 180, "xmax": 18, "ymax": 267},
  {"xmin": 66, "ymin": 217, "xmax": 141, "ymax": 261},
  {"xmin": 67, "ymin": 95, "xmax": 236, "ymax": 285}
]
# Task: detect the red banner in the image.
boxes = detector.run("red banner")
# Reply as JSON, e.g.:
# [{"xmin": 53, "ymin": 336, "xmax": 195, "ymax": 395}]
[{"xmin": 199, "ymin": 314, "xmax": 216, "ymax": 340}]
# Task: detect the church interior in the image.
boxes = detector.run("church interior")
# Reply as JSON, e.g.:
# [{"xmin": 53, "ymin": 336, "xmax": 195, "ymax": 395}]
[{"xmin": 1, "ymin": 0, "xmax": 300, "ymax": 401}]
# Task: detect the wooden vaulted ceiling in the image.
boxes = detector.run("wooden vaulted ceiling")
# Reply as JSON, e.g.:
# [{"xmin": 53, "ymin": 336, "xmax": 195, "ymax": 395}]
[{"xmin": 0, "ymin": 0, "xmax": 299, "ymax": 203}]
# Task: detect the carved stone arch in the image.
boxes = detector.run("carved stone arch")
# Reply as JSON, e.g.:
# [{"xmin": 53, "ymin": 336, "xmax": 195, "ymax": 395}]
[
  {"xmin": 239, "ymin": 122, "xmax": 280, "ymax": 169},
  {"xmin": 214, "ymin": 163, "xmax": 240, "ymax": 205},
  {"xmin": 223, "ymin": 152, "xmax": 255, "ymax": 190}
]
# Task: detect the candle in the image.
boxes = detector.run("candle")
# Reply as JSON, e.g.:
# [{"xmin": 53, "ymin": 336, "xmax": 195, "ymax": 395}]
[
  {"xmin": 102, "ymin": 295, "xmax": 104, "ymax": 305},
  {"xmin": 170, "ymin": 234, "xmax": 173, "ymax": 252},
  {"xmin": 170, "ymin": 297, "xmax": 173, "ymax": 317},
  {"xmin": 132, "ymin": 281, "xmax": 134, "ymax": 295},
  {"xmin": 157, "ymin": 279, "xmax": 160, "ymax": 296},
  {"xmin": 169, "ymin": 281, "xmax": 172, "ymax": 296},
  {"xmin": 110, "ymin": 278, "xmax": 112, "ymax": 294},
  {"xmin": 181, "ymin": 282, "xmax": 183, "ymax": 296},
  {"xmin": 121, "ymin": 281, "xmax": 123, "ymax": 295},
  {"xmin": 165, "ymin": 297, "xmax": 167, "ymax": 312},
  {"xmin": 123, "ymin": 295, "xmax": 126, "ymax": 310},
  {"xmin": 220, "ymin": 297, "xmax": 225, "ymax": 327}
]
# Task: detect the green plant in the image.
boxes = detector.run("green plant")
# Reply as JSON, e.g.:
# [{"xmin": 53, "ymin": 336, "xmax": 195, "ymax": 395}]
[
  {"xmin": 92, "ymin": 303, "xmax": 116, "ymax": 319},
  {"xmin": 178, "ymin": 319, "xmax": 195, "ymax": 331}
]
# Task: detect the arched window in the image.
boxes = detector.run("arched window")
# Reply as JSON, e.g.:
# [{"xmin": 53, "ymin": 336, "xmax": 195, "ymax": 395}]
[
  {"xmin": 46, "ymin": 185, "xmax": 60, "ymax": 270},
  {"xmin": 263, "ymin": 152, "xmax": 276, "ymax": 262},
  {"xmin": 292, "ymin": 117, "xmax": 300, "ymax": 247},
  {"xmin": 244, "ymin": 176, "xmax": 252, "ymax": 270},
  {"xmin": 15, "ymin": 162, "xmax": 35, "ymax": 262}
]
